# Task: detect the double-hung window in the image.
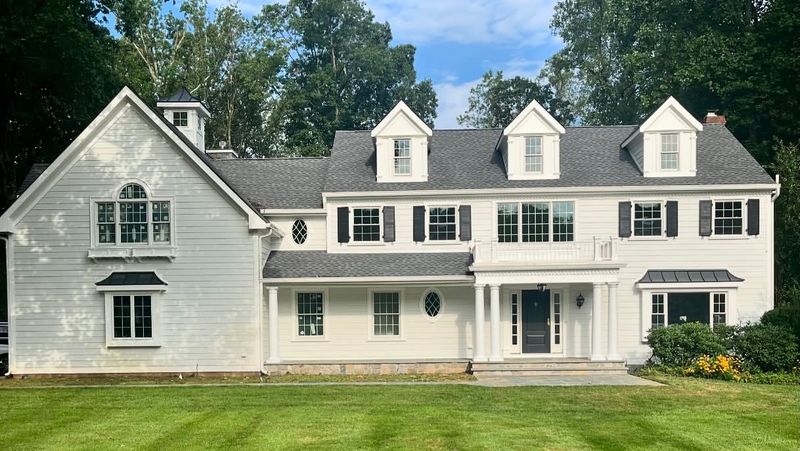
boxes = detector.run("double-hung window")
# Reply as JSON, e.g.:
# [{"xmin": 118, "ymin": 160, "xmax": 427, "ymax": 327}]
[
  {"xmin": 393, "ymin": 138, "xmax": 411, "ymax": 175},
  {"xmin": 372, "ymin": 291, "xmax": 400, "ymax": 336},
  {"xmin": 297, "ymin": 292, "xmax": 324, "ymax": 337},
  {"xmin": 660, "ymin": 133, "xmax": 679, "ymax": 170},
  {"xmin": 524, "ymin": 136, "xmax": 543, "ymax": 173},
  {"xmin": 498, "ymin": 201, "xmax": 575, "ymax": 242},
  {"xmin": 95, "ymin": 183, "xmax": 172, "ymax": 246},
  {"xmin": 713, "ymin": 201, "xmax": 743, "ymax": 235},
  {"xmin": 352, "ymin": 208, "xmax": 381, "ymax": 241},
  {"xmin": 428, "ymin": 206, "xmax": 457, "ymax": 241},
  {"xmin": 634, "ymin": 202, "xmax": 663, "ymax": 236}
]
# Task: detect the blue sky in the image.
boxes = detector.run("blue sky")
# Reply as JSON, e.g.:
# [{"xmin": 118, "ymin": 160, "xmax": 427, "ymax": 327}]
[{"xmin": 206, "ymin": 1, "xmax": 564, "ymax": 128}]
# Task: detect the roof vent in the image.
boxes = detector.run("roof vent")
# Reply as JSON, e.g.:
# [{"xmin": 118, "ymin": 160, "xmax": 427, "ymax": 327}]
[{"xmin": 703, "ymin": 111, "xmax": 726, "ymax": 125}]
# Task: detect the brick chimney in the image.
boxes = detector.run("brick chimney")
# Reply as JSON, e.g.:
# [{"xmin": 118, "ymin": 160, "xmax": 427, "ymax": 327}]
[{"xmin": 703, "ymin": 111, "xmax": 726, "ymax": 125}]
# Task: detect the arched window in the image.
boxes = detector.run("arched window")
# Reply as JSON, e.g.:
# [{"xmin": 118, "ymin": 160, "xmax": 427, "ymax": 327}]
[
  {"xmin": 95, "ymin": 183, "xmax": 171, "ymax": 246},
  {"xmin": 292, "ymin": 219, "xmax": 308, "ymax": 245}
]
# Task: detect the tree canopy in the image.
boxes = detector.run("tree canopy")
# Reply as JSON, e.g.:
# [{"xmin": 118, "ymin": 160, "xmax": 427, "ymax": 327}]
[{"xmin": 457, "ymin": 71, "xmax": 575, "ymax": 128}]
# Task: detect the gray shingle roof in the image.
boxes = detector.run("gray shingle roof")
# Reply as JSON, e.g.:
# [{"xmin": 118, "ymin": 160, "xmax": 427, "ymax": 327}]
[
  {"xmin": 323, "ymin": 125, "xmax": 774, "ymax": 192},
  {"xmin": 638, "ymin": 269, "xmax": 744, "ymax": 284},
  {"xmin": 211, "ymin": 158, "xmax": 329, "ymax": 209},
  {"xmin": 16, "ymin": 163, "xmax": 49, "ymax": 196},
  {"xmin": 96, "ymin": 271, "xmax": 168, "ymax": 286},
  {"xmin": 263, "ymin": 251, "xmax": 473, "ymax": 278}
]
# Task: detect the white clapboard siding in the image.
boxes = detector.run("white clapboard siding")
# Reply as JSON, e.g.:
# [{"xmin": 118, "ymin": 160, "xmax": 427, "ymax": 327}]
[{"xmin": 11, "ymin": 105, "xmax": 260, "ymax": 374}]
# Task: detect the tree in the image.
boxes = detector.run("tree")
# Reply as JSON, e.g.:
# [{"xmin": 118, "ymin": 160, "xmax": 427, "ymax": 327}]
[
  {"xmin": 771, "ymin": 140, "xmax": 800, "ymax": 305},
  {"xmin": 0, "ymin": 0, "xmax": 122, "ymax": 211},
  {"xmin": 546, "ymin": 0, "xmax": 800, "ymax": 162},
  {"xmin": 110, "ymin": 0, "xmax": 285, "ymax": 156},
  {"xmin": 263, "ymin": 0, "xmax": 437, "ymax": 156},
  {"xmin": 457, "ymin": 71, "xmax": 576, "ymax": 128}
]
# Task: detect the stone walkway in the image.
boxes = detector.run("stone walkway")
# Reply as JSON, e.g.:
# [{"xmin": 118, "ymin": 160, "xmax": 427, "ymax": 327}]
[{"xmin": 474, "ymin": 374, "xmax": 662, "ymax": 387}]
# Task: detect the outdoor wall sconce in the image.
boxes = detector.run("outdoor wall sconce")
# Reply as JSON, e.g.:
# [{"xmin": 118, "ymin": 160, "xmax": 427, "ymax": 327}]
[
  {"xmin": 537, "ymin": 283, "xmax": 547, "ymax": 292},
  {"xmin": 576, "ymin": 292, "xmax": 585, "ymax": 309}
]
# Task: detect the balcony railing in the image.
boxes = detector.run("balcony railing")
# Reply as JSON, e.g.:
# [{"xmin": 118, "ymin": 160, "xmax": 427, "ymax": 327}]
[{"xmin": 472, "ymin": 237, "xmax": 618, "ymax": 266}]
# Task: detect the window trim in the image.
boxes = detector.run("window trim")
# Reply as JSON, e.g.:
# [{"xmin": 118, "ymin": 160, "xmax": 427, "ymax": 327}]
[
  {"xmin": 291, "ymin": 288, "xmax": 329, "ymax": 341},
  {"xmin": 420, "ymin": 288, "xmax": 444, "ymax": 321},
  {"xmin": 350, "ymin": 206, "xmax": 383, "ymax": 244},
  {"xmin": 659, "ymin": 132, "xmax": 680, "ymax": 171},
  {"xmin": 367, "ymin": 288, "xmax": 404, "ymax": 341},
  {"xmin": 90, "ymin": 181, "xmax": 175, "ymax": 249},
  {"xmin": 640, "ymin": 288, "xmax": 736, "ymax": 342},
  {"xmin": 711, "ymin": 198, "xmax": 746, "ymax": 238},
  {"xmin": 425, "ymin": 205, "xmax": 459, "ymax": 242},
  {"xmin": 631, "ymin": 200, "xmax": 666, "ymax": 239},
  {"xmin": 494, "ymin": 200, "xmax": 577, "ymax": 243},
  {"xmin": 103, "ymin": 291, "xmax": 161, "ymax": 348},
  {"xmin": 392, "ymin": 138, "xmax": 412, "ymax": 176},
  {"xmin": 523, "ymin": 135, "xmax": 544, "ymax": 174}
]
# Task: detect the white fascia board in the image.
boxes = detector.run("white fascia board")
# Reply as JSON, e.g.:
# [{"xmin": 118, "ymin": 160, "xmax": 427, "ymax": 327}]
[
  {"xmin": 96, "ymin": 285, "xmax": 168, "ymax": 292},
  {"xmin": 371, "ymin": 101, "xmax": 433, "ymax": 137},
  {"xmin": 321, "ymin": 183, "xmax": 779, "ymax": 201},
  {"xmin": 0, "ymin": 86, "xmax": 269, "ymax": 232},
  {"xmin": 503, "ymin": 99, "xmax": 566, "ymax": 136},
  {"xmin": 262, "ymin": 275, "xmax": 475, "ymax": 285},
  {"xmin": 261, "ymin": 209, "xmax": 327, "ymax": 216}
]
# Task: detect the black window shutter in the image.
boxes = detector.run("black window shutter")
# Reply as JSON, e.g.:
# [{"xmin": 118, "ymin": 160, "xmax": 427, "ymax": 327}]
[
  {"xmin": 383, "ymin": 206, "xmax": 396, "ymax": 242},
  {"xmin": 747, "ymin": 199, "xmax": 760, "ymax": 235},
  {"xmin": 337, "ymin": 207, "xmax": 350, "ymax": 243},
  {"xmin": 618, "ymin": 201, "xmax": 632, "ymax": 238},
  {"xmin": 666, "ymin": 201, "xmax": 678, "ymax": 237},
  {"xmin": 413, "ymin": 206, "xmax": 426, "ymax": 242},
  {"xmin": 699, "ymin": 200, "xmax": 712, "ymax": 236},
  {"xmin": 459, "ymin": 205, "xmax": 472, "ymax": 241}
]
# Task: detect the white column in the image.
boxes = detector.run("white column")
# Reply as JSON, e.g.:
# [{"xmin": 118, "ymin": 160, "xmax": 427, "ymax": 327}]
[
  {"xmin": 590, "ymin": 282, "xmax": 604, "ymax": 361},
  {"xmin": 489, "ymin": 284, "xmax": 503, "ymax": 362},
  {"xmin": 607, "ymin": 282, "xmax": 620, "ymax": 361},
  {"xmin": 473, "ymin": 284, "xmax": 487, "ymax": 362},
  {"xmin": 266, "ymin": 286, "xmax": 280, "ymax": 364}
]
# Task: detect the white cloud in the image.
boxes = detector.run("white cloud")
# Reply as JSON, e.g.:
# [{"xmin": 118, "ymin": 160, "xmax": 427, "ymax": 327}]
[{"xmin": 367, "ymin": 0, "xmax": 558, "ymax": 46}]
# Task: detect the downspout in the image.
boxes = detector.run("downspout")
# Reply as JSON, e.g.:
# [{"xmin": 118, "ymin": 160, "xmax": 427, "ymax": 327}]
[
  {"xmin": 256, "ymin": 225, "xmax": 279, "ymax": 376},
  {"xmin": 1, "ymin": 235, "xmax": 12, "ymax": 377}
]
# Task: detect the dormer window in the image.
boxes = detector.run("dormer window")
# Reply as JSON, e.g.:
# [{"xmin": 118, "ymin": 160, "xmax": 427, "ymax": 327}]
[
  {"xmin": 393, "ymin": 139, "xmax": 411, "ymax": 175},
  {"xmin": 524, "ymin": 136, "xmax": 544, "ymax": 173},
  {"xmin": 660, "ymin": 133, "xmax": 679, "ymax": 170},
  {"xmin": 172, "ymin": 111, "xmax": 188, "ymax": 127}
]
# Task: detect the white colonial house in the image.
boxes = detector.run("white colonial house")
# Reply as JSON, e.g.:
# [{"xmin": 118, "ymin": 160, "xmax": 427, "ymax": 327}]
[{"xmin": 0, "ymin": 87, "xmax": 779, "ymax": 376}]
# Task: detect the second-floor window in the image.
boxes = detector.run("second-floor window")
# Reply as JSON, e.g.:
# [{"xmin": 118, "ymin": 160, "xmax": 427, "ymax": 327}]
[
  {"xmin": 714, "ymin": 200, "xmax": 743, "ymax": 235},
  {"xmin": 353, "ymin": 207, "xmax": 381, "ymax": 241},
  {"xmin": 172, "ymin": 111, "xmax": 188, "ymax": 127},
  {"xmin": 393, "ymin": 138, "xmax": 411, "ymax": 175},
  {"xmin": 660, "ymin": 133, "xmax": 679, "ymax": 170},
  {"xmin": 634, "ymin": 202, "xmax": 663, "ymax": 236},
  {"xmin": 95, "ymin": 183, "xmax": 171, "ymax": 246},
  {"xmin": 497, "ymin": 201, "xmax": 575, "ymax": 243},
  {"xmin": 524, "ymin": 136, "xmax": 543, "ymax": 173},
  {"xmin": 428, "ymin": 206, "xmax": 457, "ymax": 241}
]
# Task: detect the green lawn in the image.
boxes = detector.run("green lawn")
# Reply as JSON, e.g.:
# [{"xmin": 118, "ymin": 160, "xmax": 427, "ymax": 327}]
[{"xmin": 0, "ymin": 377, "xmax": 797, "ymax": 450}]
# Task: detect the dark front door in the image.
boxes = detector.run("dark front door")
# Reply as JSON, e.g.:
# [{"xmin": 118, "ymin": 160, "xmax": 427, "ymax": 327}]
[{"xmin": 522, "ymin": 290, "xmax": 550, "ymax": 353}]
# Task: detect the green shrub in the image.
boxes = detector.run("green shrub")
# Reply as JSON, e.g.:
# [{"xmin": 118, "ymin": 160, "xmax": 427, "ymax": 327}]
[
  {"xmin": 647, "ymin": 323, "xmax": 726, "ymax": 367},
  {"xmin": 761, "ymin": 304, "xmax": 800, "ymax": 347},
  {"xmin": 734, "ymin": 323, "xmax": 799, "ymax": 372}
]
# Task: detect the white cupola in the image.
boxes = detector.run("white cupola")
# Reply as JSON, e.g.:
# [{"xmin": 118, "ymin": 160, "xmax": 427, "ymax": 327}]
[
  {"xmin": 371, "ymin": 101, "xmax": 433, "ymax": 183},
  {"xmin": 157, "ymin": 87, "xmax": 211, "ymax": 152},
  {"xmin": 501, "ymin": 99, "xmax": 566, "ymax": 180},
  {"xmin": 622, "ymin": 96, "xmax": 703, "ymax": 178}
]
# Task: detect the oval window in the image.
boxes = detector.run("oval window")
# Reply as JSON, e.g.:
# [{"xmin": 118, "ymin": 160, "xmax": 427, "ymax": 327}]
[
  {"xmin": 423, "ymin": 290, "xmax": 442, "ymax": 318},
  {"xmin": 291, "ymin": 219, "xmax": 308, "ymax": 245}
]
